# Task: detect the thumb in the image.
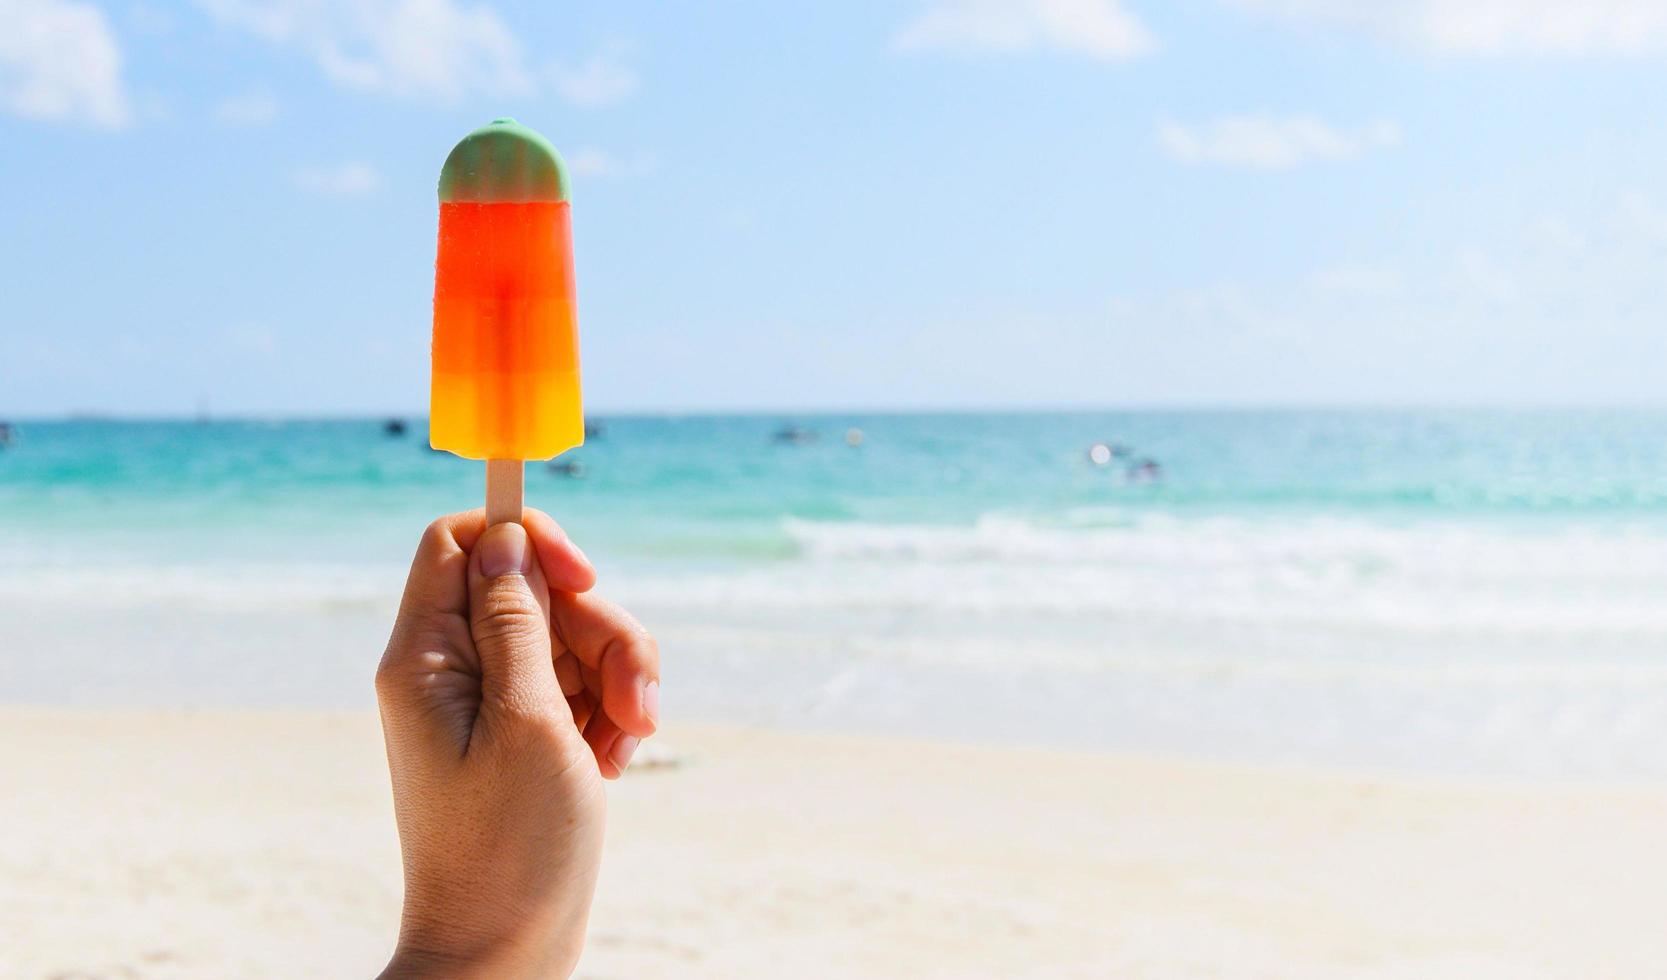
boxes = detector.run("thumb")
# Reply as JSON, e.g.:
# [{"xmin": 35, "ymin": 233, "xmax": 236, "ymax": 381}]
[{"xmin": 468, "ymin": 522, "xmax": 564, "ymax": 722}]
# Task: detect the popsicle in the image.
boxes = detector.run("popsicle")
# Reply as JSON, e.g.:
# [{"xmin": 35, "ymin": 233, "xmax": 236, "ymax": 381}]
[{"xmin": 430, "ymin": 118, "xmax": 583, "ymax": 524}]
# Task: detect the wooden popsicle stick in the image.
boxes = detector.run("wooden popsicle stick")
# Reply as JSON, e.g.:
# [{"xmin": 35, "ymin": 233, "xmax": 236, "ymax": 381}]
[{"xmin": 485, "ymin": 458, "xmax": 524, "ymax": 526}]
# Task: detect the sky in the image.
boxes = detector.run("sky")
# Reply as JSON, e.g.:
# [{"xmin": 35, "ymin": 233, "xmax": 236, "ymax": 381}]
[{"xmin": 4, "ymin": 0, "xmax": 1667, "ymax": 416}]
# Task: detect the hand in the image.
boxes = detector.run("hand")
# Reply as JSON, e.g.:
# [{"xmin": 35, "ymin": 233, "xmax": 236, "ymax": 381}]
[{"xmin": 375, "ymin": 509, "xmax": 660, "ymax": 978}]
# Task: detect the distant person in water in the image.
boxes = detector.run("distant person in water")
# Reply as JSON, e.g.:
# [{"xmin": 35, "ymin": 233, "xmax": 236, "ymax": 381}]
[
  {"xmin": 0, "ymin": 422, "xmax": 12, "ymax": 447},
  {"xmin": 376, "ymin": 510, "xmax": 660, "ymax": 977},
  {"xmin": 1128, "ymin": 458, "xmax": 1163, "ymax": 482}
]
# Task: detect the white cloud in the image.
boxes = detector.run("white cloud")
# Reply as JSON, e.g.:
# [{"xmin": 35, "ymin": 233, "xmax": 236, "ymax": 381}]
[
  {"xmin": 550, "ymin": 46, "xmax": 639, "ymax": 108},
  {"xmin": 1158, "ymin": 115, "xmax": 1400, "ymax": 169},
  {"xmin": 1228, "ymin": 0, "xmax": 1667, "ymax": 56},
  {"xmin": 213, "ymin": 89, "xmax": 280, "ymax": 125},
  {"xmin": 193, "ymin": 0, "xmax": 532, "ymax": 102},
  {"xmin": 294, "ymin": 161, "xmax": 383, "ymax": 196},
  {"xmin": 565, "ymin": 147, "xmax": 616, "ymax": 178},
  {"xmin": 0, "ymin": 0, "xmax": 131, "ymax": 127},
  {"xmin": 563, "ymin": 146, "xmax": 652, "ymax": 180},
  {"xmin": 893, "ymin": 0, "xmax": 1155, "ymax": 60},
  {"xmin": 1094, "ymin": 193, "xmax": 1667, "ymax": 402}
]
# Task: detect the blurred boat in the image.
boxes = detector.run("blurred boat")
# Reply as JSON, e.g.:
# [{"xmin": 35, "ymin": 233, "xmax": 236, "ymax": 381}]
[{"xmin": 773, "ymin": 425, "xmax": 818, "ymax": 445}]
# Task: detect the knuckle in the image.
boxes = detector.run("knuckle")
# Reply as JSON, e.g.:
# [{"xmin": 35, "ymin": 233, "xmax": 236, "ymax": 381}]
[
  {"xmin": 616, "ymin": 623, "xmax": 658, "ymax": 662},
  {"xmin": 476, "ymin": 578, "xmax": 542, "ymax": 620},
  {"xmin": 377, "ymin": 614, "xmax": 471, "ymax": 699},
  {"xmin": 373, "ymin": 653, "xmax": 405, "ymax": 701},
  {"xmin": 420, "ymin": 517, "xmax": 451, "ymax": 549},
  {"xmin": 473, "ymin": 598, "xmax": 544, "ymax": 647}
]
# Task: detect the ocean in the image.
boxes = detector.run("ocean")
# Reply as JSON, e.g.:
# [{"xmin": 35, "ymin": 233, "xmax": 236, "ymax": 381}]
[{"xmin": 4, "ymin": 409, "xmax": 1667, "ymax": 777}]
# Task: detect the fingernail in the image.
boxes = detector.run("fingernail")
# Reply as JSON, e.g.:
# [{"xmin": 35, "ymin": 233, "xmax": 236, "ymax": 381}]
[
  {"xmin": 642, "ymin": 680, "xmax": 660, "ymax": 729},
  {"xmin": 478, "ymin": 523, "xmax": 529, "ymax": 578},
  {"xmin": 611, "ymin": 735, "xmax": 640, "ymax": 773}
]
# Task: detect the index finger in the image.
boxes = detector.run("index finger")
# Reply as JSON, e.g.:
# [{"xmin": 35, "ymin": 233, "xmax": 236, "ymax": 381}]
[
  {"xmin": 396, "ymin": 510, "xmax": 489, "ymax": 619},
  {"xmin": 523, "ymin": 507, "xmax": 597, "ymax": 594}
]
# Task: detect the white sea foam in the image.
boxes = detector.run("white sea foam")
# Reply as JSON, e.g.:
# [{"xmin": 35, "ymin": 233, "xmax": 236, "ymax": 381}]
[
  {"xmin": 0, "ymin": 561, "xmax": 404, "ymax": 612},
  {"xmin": 10, "ymin": 513, "xmax": 1667, "ymax": 640},
  {"xmin": 9, "ymin": 512, "xmax": 1667, "ymax": 775},
  {"xmin": 605, "ymin": 514, "xmax": 1667, "ymax": 640}
]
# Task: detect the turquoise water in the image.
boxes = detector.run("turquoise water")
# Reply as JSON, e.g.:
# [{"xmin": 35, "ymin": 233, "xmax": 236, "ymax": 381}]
[
  {"xmin": 5, "ymin": 410, "xmax": 1667, "ymax": 776},
  {"xmin": 5, "ymin": 410, "xmax": 1667, "ymax": 560}
]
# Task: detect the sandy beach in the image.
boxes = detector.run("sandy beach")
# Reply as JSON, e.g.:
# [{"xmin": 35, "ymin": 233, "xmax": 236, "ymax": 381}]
[{"xmin": 1, "ymin": 709, "xmax": 1663, "ymax": 979}]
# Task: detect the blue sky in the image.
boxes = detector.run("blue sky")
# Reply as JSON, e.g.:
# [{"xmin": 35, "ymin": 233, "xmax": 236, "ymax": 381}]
[{"xmin": 4, "ymin": 0, "xmax": 1667, "ymax": 415}]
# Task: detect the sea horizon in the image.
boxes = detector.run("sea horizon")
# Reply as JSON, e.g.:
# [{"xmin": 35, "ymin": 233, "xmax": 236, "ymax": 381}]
[{"xmin": 11, "ymin": 400, "xmax": 1667, "ymax": 423}]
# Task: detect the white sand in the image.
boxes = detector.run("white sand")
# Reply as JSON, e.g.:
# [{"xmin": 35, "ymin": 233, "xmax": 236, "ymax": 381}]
[{"xmin": 2, "ymin": 710, "xmax": 1665, "ymax": 978}]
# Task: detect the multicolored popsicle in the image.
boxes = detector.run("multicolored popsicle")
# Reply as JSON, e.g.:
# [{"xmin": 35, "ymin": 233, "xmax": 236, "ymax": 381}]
[{"xmin": 430, "ymin": 118, "xmax": 583, "ymax": 522}]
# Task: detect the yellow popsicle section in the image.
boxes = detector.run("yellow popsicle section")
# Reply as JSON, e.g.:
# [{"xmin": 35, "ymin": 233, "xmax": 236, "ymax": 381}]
[{"xmin": 430, "ymin": 119, "xmax": 583, "ymax": 461}]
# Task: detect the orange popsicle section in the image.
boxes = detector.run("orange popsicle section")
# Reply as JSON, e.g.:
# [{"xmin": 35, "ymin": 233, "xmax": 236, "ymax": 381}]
[{"xmin": 430, "ymin": 200, "xmax": 583, "ymax": 460}]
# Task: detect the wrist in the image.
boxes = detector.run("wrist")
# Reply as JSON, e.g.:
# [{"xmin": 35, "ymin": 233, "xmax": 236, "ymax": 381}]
[
  {"xmin": 381, "ymin": 940, "xmax": 578, "ymax": 980},
  {"xmin": 382, "ymin": 910, "xmax": 585, "ymax": 980},
  {"xmin": 380, "ymin": 945, "xmax": 504, "ymax": 979}
]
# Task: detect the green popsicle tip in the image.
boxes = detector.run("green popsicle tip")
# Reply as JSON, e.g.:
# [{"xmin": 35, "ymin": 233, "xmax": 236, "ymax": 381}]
[{"xmin": 438, "ymin": 118, "xmax": 570, "ymax": 203}]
